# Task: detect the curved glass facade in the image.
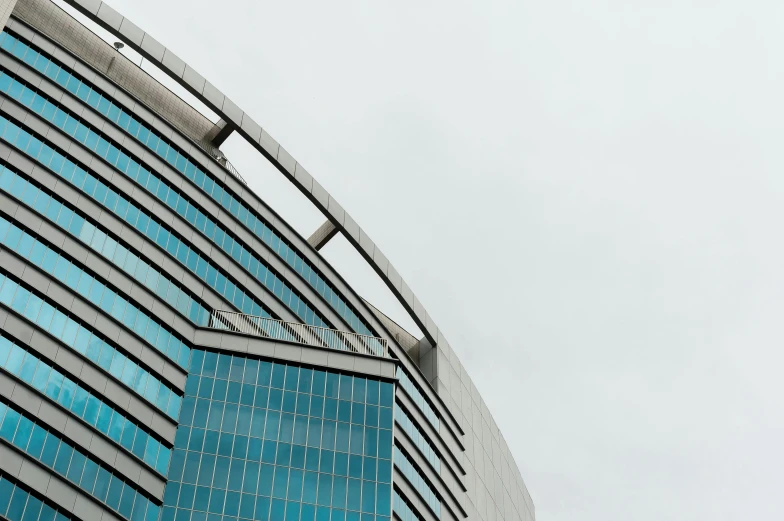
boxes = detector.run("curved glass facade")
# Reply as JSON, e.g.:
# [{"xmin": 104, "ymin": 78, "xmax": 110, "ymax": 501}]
[
  {"xmin": 0, "ymin": 473, "xmax": 74, "ymax": 521},
  {"xmin": 0, "ymin": 110, "xmax": 271, "ymax": 328},
  {"xmin": 0, "ymin": 28, "xmax": 379, "ymax": 339},
  {"xmin": 394, "ymin": 405, "xmax": 440, "ymax": 474},
  {"xmin": 393, "ymin": 446, "xmax": 440, "ymax": 518},
  {"xmin": 0, "ymin": 66, "xmax": 332, "ymax": 331},
  {"xmin": 0, "ymin": 400, "xmax": 160, "ymax": 521},
  {"xmin": 395, "ymin": 367, "xmax": 439, "ymax": 430},
  {"xmin": 0, "ymin": 267, "xmax": 181, "ymax": 419},
  {"xmin": 392, "ymin": 490, "xmax": 423, "ymax": 521},
  {"xmin": 0, "ymin": 157, "xmax": 211, "ymax": 326},
  {"xmin": 0, "ymin": 333, "xmax": 170, "ymax": 474},
  {"xmin": 0, "ymin": 4, "xmax": 535, "ymax": 521}
]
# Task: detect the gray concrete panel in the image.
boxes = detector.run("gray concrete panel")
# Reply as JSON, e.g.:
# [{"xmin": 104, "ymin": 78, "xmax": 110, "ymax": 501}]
[
  {"xmin": 73, "ymin": 494, "xmax": 105, "ymax": 521},
  {"xmin": 54, "ymin": 343, "xmax": 85, "ymax": 378},
  {"xmin": 0, "ymin": 369, "xmax": 16, "ymax": 399},
  {"xmin": 11, "ymin": 381, "xmax": 42, "ymax": 414},
  {"xmin": 29, "ymin": 329, "xmax": 60, "ymax": 361},
  {"xmin": 36, "ymin": 399, "xmax": 67, "ymax": 432},
  {"xmin": 0, "ymin": 0, "xmax": 19, "ymax": 32},
  {"xmin": 0, "ymin": 439, "xmax": 24, "ymax": 476},
  {"xmin": 78, "ymin": 362, "xmax": 108, "ymax": 394},
  {"xmin": 88, "ymin": 433, "xmax": 117, "ymax": 466},
  {"xmin": 2, "ymin": 306, "xmax": 35, "ymax": 344},
  {"xmin": 18, "ymin": 459, "xmax": 51, "ymax": 496},
  {"xmin": 44, "ymin": 476, "xmax": 77, "ymax": 512},
  {"xmin": 117, "ymin": 16, "xmax": 143, "ymax": 46},
  {"xmin": 9, "ymin": 8, "xmax": 541, "ymax": 518},
  {"xmin": 62, "ymin": 416, "xmax": 92, "ymax": 445}
]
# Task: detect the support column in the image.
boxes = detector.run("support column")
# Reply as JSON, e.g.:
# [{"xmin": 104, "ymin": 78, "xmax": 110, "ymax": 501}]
[{"xmin": 307, "ymin": 219, "xmax": 338, "ymax": 250}]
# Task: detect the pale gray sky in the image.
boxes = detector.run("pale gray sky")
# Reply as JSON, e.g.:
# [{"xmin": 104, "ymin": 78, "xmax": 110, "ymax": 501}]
[{"xmin": 59, "ymin": 0, "xmax": 784, "ymax": 519}]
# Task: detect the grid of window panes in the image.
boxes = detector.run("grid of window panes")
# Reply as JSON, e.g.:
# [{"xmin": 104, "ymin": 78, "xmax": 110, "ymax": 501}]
[
  {"xmin": 163, "ymin": 350, "xmax": 394, "ymax": 521},
  {"xmin": 0, "ymin": 400, "xmax": 159, "ymax": 521},
  {"xmin": 393, "ymin": 406, "xmax": 440, "ymax": 474},
  {"xmin": 0, "ymin": 160, "xmax": 192, "ymax": 368},
  {"xmin": 0, "ymin": 157, "xmax": 210, "ymax": 327},
  {"xmin": 0, "ymin": 64, "xmax": 331, "ymax": 335},
  {"xmin": 392, "ymin": 490, "xmax": 423, "ymax": 521},
  {"xmin": 0, "ymin": 29, "xmax": 380, "ymax": 343},
  {"xmin": 0, "ymin": 195, "xmax": 187, "ymax": 416},
  {"xmin": 0, "ymin": 110, "xmax": 272, "ymax": 334},
  {"xmin": 393, "ymin": 446, "xmax": 440, "ymax": 518},
  {"xmin": 0, "ymin": 333, "xmax": 170, "ymax": 474},
  {"xmin": 0, "ymin": 266, "xmax": 181, "ymax": 420},
  {"xmin": 395, "ymin": 368, "xmax": 439, "ymax": 430},
  {"xmin": 0, "ymin": 473, "xmax": 73, "ymax": 521}
]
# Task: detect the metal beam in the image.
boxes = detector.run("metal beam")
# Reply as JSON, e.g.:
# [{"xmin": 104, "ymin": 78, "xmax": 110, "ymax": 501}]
[
  {"xmin": 307, "ymin": 220, "xmax": 338, "ymax": 250},
  {"xmin": 207, "ymin": 119, "xmax": 235, "ymax": 147}
]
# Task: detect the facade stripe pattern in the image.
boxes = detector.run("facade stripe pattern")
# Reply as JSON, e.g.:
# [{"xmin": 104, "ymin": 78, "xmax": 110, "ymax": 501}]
[
  {"xmin": 393, "ymin": 445, "xmax": 441, "ymax": 519},
  {"xmin": 0, "ymin": 400, "xmax": 160, "ymax": 521},
  {"xmin": 0, "ymin": 28, "xmax": 379, "ymax": 343},
  {"xmin": 0, "ymin": 205, "xmax": 183, "ymax": 419},
  {"xmin": 0, "ymin": 332, "xmax": 170, "ymax": 474},
  {"xmin": 0, "ymin": 472, "xmax": 75, "ymax": 521},
  {"xmin": 0, "ymin": 147, "xmax": 211, "ymax": 328}
]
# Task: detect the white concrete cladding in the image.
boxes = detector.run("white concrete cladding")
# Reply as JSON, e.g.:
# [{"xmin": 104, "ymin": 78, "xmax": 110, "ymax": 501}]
[
  {"xmin": 21, "ymin": 1, "xmax": 535, "ymax": 520},
  {"xmin": 0, "ymin": 0, "xmax": 18, "ymax": 32}
]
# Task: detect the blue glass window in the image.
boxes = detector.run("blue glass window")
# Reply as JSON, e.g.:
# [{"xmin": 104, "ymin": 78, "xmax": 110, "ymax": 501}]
[
  {"xmin": 394, "ymin": 406, "xmax": 440, "ymax": 474},
  {"xmin": 0, "ymin": 473, "xmax": 74, "ymax": 521},
  {"xmin": 0, "ymin": 333, "xmax": 170, "ymax": 474},
  {"xmin": 395, "ymin": 367, "xmax": 440, "ymax": 430},
  {"xmin": 392, "ymin": 490, "xmax": 425, "ymax": 521},
  {"xmin": 162, "ymin": 350, "xmax": 393, "ymax": 521},
  {"xmin": 0, "ymin": 165, "xmax": 191, "ymax": 369},
  {"xmin": 0, "ymin": 401, "xmax": 159, "ymax": 521},
  {"xmin": 393, "ymin": 446, "xmax": 440, "ymax": 518},
  {"xmin": 0, "ymin": 249, "xmax": 181, "ymax": 420},
  {"xmin": 0, "ymin": 30, "xmax": 383, "ymax": 348}
]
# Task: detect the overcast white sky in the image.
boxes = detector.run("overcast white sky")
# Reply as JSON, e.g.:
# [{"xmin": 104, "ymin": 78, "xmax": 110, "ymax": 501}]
[{"xmin": 58, "ymin": 0, "xmax": 784, "ymax": 519}]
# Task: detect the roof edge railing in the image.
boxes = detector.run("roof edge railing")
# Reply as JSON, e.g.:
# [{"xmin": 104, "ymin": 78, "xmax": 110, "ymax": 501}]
[
  {"xmin": 208, "ymin": 310, "xmax": 388, "ymax": 358},
  {"xmin": 196, "ymin": 138, "xmax": 247, "ymax": 185}
]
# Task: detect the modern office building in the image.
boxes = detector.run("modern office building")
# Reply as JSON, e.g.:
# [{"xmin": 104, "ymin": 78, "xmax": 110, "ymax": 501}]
[{"xmin": 0, "ymin": 1, "xmax": 535, "ymax": 521}]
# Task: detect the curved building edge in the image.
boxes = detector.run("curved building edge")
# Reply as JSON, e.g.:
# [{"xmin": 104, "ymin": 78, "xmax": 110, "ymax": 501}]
[{"xmin": 0, "ymin": 1, "xmax": 535, "ymax": 521}]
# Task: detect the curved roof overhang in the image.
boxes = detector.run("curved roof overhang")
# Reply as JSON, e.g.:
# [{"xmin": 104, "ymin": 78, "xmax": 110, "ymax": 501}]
[{"xmin": 61, "ymin": 0, "xmax": 452, "ymax": 354}]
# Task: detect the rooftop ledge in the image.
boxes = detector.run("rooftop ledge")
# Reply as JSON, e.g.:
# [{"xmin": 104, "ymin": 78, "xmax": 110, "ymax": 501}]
[{"xmin": 208, "ymin": 310, "xmax": 389, "ymax": 359}]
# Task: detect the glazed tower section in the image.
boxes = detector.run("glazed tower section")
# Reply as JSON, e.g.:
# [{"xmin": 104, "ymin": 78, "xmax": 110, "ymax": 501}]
[{"xmin": 0, "ymin": 2, "xmax": 535, "ymax": 521}]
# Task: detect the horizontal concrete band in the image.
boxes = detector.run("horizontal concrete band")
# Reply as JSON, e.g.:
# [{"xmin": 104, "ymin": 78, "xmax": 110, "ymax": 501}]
[
  {"xmin": 0, "ymin": 19, "xmax": 374, "ymax": 337},
  {"xmin": 0, "ymin": 306, "xmax": 176, "ymax": 450},
  {"xmin": 0, "ymin": 183, "xmax": 187, "ymax": 393},
  {"xmin": 0, "ymin": 250, "xmax": 178, "ymax": 442},
  {"xmin": 194, "ymin": 328, "xmax": 397, "ymax": 381},
  {"xmin": 394, "ymin": 466, "xmax": 457, "ymax": 521},
  {"xmin": 395, "ymin": 422, "xmax": 467, "ymax": 519},
  {"xmin": 0, "ymin": 371, "xmax": 165, "ymax": 500},
  {"xmin": 0, "ymin": 440, "xmax": 124, "ymax": 521},
  {"xmin": 37, "ymin": 0, "xmax": 467, "ymax": 439}
]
